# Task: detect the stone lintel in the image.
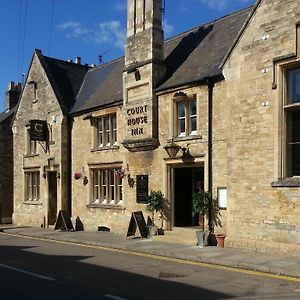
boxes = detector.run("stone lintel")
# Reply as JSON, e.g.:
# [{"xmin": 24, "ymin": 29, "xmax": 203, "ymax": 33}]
[{"xmin": 122, "ymin": 138, "xmax": 159, "ymax": 152}]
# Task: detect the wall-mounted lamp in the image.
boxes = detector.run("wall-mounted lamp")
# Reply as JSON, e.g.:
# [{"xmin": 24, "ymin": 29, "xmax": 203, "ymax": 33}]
[{"xmin": 163, "ymin": 140, "xmax": 194, "ymax": 163}]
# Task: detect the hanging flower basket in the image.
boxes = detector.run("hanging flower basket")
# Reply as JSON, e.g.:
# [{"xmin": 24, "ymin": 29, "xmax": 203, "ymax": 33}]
[
  {"xmin": 74, "ymin": 172, "xmax": 82, "ymax": 180},
  {"xmin": 114, "ymin": 169, "xmax": 125, "ymax": 179}
]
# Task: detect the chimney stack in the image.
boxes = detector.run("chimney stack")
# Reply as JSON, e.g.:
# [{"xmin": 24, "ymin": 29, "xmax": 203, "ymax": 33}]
[
  {"xmin": 75, "ymin": 57, "xmax": 81, "ymax": 64},
  {"xmin": 5, "ymin": 81, "xmax": 22, "ymax": 111}
]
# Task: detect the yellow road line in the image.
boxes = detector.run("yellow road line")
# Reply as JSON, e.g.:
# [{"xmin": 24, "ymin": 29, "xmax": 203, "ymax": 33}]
[{"xmin": 1, "ymin": 231, "xmax": 300, "ymax": 283}]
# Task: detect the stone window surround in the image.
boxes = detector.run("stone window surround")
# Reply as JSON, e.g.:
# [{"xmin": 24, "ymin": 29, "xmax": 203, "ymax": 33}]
[
  {"xmin": 171, "ymin": 92, "xmax": 201, "ymax": 140},
  {"xmin": 87, "ymin": 162, "xmax": 124, "ymax": 209},
  {"xmin": 272, "ymin": 58, "xmax": 300, "ymax": 187},
  {"xmin": 25, "ymin": 124, "xmax": 38, "ymax": 156},
  {"xmin": 84, "ymin": 109, "xmax": 118, "ymax": 151},
  {"xmin": 23, "ymin": 167, "xmax": 41, "ymax": 203}
]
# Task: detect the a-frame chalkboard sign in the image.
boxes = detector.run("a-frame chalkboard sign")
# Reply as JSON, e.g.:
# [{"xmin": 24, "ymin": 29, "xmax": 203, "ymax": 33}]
[
  {"xmin": 126, "ymin": 211, "xmax": 148, "ymax": 239},
  {"xmin": 54, "ymin": 210, "xmax": 74, "ymax": 231}
]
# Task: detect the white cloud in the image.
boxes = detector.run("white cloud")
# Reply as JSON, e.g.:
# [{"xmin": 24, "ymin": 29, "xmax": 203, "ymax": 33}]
[
  {"xmin": 163, "ymin": 19, "xmax": 174, "ymax": 36},
  {"xmin": 113, "ymin": 1, "xmax": 127, "ymax": 12},
  {"xmin": 56, "ymin": 20, "xmax": 126, "ymax": 50},
  {"xmin": 93, "ymin": 21, "xmax": 126, "ymax": 50},
  {"xmin": 56, "ymin": 21, "xmax": 91, "ymax": 38}
]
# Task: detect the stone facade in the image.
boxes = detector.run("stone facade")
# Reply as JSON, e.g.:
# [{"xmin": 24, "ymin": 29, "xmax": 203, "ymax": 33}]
[
  {"xmin": 0, "ymin": 82, "xmax": 21, "ymax": 223},
  {"xmin": 11, "ymin": 0, "xmax": 300, "ymax": 256},
  {"xmin": 223, "ymin": 0, "xmax": 300, "ymax": 255}
]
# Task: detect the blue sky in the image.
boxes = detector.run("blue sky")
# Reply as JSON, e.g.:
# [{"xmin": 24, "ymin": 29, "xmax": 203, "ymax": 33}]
[{"xmin": 0, "ymin": 0, "xmax": 255, "ymax": 111}]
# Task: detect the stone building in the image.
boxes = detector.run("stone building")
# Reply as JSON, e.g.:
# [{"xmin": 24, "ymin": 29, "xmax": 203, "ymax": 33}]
[
  {"xmin": 0, "ymin": 82, "xmax": 21, "ymax": 223},
  {"xmin": 12, "ymin": 49, "xmax": 89, "ymax": 227},
  {"xmin": 12, "ymin": 0, "xmax": 300, "ymax": 256},
  {"xmin": 70, "ymin": 2, "xmax": 250, "ymax": 238}
]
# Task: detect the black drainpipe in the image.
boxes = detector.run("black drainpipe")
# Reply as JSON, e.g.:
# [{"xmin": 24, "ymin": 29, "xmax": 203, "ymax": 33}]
[{"xmin": 206, "ymin": 78, "xmax": 214, "ymax": 237}]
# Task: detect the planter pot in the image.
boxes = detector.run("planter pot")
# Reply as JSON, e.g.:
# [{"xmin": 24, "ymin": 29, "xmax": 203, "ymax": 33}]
[
  {"xmin": 216, "ymin": 234, "xmax": 226, "ymax": 248},
  {"xmin": 146, "ymin": 225, "xmax": 158, "ymax": 238},
  {"xmin": 196, "ymin": 230, "xmax": 205, "ymax": 247}
]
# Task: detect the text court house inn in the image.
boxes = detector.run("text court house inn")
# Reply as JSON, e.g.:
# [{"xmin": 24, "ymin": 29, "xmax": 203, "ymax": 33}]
[{"xmin": 11, "ymin": 0, "xmax": 300, "ymax": 256}]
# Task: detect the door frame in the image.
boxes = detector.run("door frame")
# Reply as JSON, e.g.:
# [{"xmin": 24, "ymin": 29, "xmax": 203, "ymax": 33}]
[{"xmin": 166, "ymin": 160, "xmax": 205, "ymax": 229}]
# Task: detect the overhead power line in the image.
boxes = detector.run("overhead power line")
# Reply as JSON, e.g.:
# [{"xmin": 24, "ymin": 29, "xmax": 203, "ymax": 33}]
[{"xmin": 48, "ymin": 0, "xmax": 55, "ymax": 55}]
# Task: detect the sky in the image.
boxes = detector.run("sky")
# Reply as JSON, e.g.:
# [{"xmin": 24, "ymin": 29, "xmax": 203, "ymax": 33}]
[{"xmin": 0, "ymin": 0, "xmax": 255, "ymax": 112}]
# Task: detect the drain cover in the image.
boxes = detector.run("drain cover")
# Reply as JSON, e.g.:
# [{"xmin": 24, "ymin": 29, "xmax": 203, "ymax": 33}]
[{"xmin": 159, "ymin": 272, "xmax": 186, "ymax": 279}]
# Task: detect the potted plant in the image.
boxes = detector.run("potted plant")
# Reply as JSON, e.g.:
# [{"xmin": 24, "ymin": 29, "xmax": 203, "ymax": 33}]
[
  {"xmin": 192, "ymin": 191, "xmax": 221, "ymax": 247},
  {"xmin": 146, "ymin": 190, "xmax": 165, "ymax": 237}
]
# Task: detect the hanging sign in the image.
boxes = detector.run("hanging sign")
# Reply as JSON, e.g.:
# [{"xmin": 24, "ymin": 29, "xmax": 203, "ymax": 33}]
[{"xmin": 29, "ymin": 119, "xmax": 48, "ymax": 141}]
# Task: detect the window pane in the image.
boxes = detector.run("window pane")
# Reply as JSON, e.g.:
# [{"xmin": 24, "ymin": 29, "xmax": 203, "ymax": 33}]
[
  {"xmin": 178, "ymin": 119, "xmax": 185, "ymax": 134},
  {"xmin": 288, "ymin": 68, "xmax": 300, "ymax": 104},
  {"xmin": 190, "ymin": 100, "xmax": 196, "ymax": 116},
  {"xmin": 178, "ymin": 102, "xmax": 185, "ymax": 118},
  {"xmin": 97, "ymin": 118, "xmax": 103, "ymax": 146},
  {"xmin": 112, "ymin": 115, "xmax": 117, "ymax": 144},
  {"xmin": 292, "ymin": 110, "xmax": 300, "ymax": 143},
  {"xmin": 190, "ymin": 116, "xmax": 197, "ymax": 132},
  {"xmin": 291, "ymin": 144, "xmax": 300, "ymax": 176}
]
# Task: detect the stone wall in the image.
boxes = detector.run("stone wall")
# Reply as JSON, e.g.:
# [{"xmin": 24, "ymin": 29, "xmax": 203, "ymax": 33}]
[
  {"xmin": 13, "ymin": 53, "xmax": 67, "ymax": 227},
  {"xmin": 223, "ymin": 0, "xmax": 300, "ymax": 255},
  {"xmin": 0, "ymin": 115, "xmax": 13, "ymax": 223}
]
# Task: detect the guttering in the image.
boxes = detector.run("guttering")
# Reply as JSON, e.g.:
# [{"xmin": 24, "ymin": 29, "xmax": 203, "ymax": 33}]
[{"xmin": 206, "ymin": 77, "xmax": 215, "ymax": 238}]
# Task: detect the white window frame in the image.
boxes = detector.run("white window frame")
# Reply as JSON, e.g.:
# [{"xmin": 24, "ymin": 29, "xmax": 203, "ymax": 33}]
[
  {"xmin": 91, "ymin": 168, "xmax": 123, "ymax": 206},
  {"xmin": 175, "ymin": 97, "xmax": 197, "ymax": 137},
  {"xmin": 25, "ymin": 171, "xmax": 40, "ymax": 201},
  {"xmin": 26, "ymin": 128, "xmax": 37, "ymax": 155},
  {"xmin": 283, "ymin": 66, "xmax": 300, "ymax": 177},
  {"xmin": 94, "ymin": 114, "xmax": 117, "ymax": 148}
]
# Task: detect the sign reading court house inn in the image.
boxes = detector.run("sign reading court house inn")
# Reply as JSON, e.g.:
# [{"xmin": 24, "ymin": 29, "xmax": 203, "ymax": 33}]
[{"xmin": 126, "ymin": 104, "xmax": 148, "ymax": 136}]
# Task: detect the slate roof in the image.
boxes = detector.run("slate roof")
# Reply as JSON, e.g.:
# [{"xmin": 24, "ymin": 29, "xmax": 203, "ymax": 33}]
[
  {"xmin": 71, "ymin": 6, "xmax": 252, "ymax": 115},
  {"xmin": 0, "ymin": 107, "xmax": 15, "ymax": 123},
  {"xmin": 71, "ymin": 57, "xmax": 124, "ymax": 114},
  {"xmin": 36, "ymin": 50, "xmax": 91, "ymax": 113}
]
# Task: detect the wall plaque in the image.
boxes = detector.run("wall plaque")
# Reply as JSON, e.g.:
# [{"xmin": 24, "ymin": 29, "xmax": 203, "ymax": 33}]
[
  {"xmin": 136, "ymin": 175, "xmax": 149, "ymax": 204},
  {"xmin": 127, "ymin": 84, "xmax": 149, "ymax": 102}
]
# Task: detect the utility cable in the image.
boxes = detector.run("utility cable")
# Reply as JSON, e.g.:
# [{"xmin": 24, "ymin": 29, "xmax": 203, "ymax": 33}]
[
  {"xmin": 48, "ymin": 0, "xmax": 55, "ymax": 55},
  {"xmin": 20, "ymin": 0, "xmax": 28, "ymax": 82}
]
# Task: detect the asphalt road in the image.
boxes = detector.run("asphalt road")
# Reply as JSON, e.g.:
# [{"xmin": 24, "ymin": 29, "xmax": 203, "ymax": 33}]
[{"xmin": 0, "ymin": 233, "xmax": 300, "ymax": 300}]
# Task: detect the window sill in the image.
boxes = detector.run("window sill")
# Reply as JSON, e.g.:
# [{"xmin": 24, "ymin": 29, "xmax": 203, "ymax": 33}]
[
  {"xmin": 174, "ymin": 135, "xmax": 202, "ymax": 142},
  {"xmin": 271, "ymin": 177, "xmax": 300, "ymax": 187},
  {"xmin": 24, "ymin": 153, "xmax": 39, "ymax": 158},
  {"xmin": 91, "ymin": 145, "xmax": 119, "ymax": 152},
  {"xmin": 87, "ymin": 203, "xmax": 125, "ymax": 210},
  {"xmin": 23, "ymin": 201, "xmax": 42, "ymax": 205}
]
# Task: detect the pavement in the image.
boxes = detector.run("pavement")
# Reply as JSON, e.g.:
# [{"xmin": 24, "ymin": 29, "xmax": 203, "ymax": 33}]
[{"xmin": 1, "ymin": 225, "xmax": 300, "ymax": 280}]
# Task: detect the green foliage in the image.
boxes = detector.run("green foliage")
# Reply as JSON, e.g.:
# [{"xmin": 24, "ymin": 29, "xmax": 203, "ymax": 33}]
[
  {"xmin": 192, "ymin": 191, "xmax": 222, "ymax": 228},
  {"xmin": 192, "ymin": 191, "xmax": 211, "ymax": 216},
  {"xmin": 147, "ymin": 190, "xmax": 164, "ymax": 214}
]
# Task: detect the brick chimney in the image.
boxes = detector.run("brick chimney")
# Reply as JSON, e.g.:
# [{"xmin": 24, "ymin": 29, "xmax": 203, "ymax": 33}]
[{"xmin": 5, "ymin": 81, "xmax": 22, "ymax": 111}]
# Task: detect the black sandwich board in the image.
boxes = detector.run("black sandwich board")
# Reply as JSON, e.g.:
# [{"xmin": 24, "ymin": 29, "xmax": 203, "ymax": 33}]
[
  {"xmin": 54, "ymin": 210, "xmax": 74, "ymax": 231},
  {"xmin": 126, "ymin": 211, "xmax": 147, "ymax": 239}
]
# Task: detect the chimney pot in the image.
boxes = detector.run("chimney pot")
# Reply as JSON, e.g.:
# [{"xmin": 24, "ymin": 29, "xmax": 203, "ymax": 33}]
[{"xmin": 75, "ymin": 57, "xmax": 81, "ymax": 64}]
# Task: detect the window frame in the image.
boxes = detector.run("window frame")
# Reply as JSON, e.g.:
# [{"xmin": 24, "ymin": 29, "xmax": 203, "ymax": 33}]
[
  {"xmin": 283, "ymin": 66, "xmax": 300, "ymax": 177},
  {"xmin": 93, "ymin": 114, "xmax": 117, "ymax": 148},
  {"xmin": 174, "ymin": 96, "xmax": 197, "ymax": 138},
  {"xmin": 90, "ymin": 168, "xmax": 123, "ymax": 206},
  {"xmin": 26, "ymin": 127, "xmax": 37, "ymax": 155},
  {"xmin": 24, "ymin": 171, "xmax": 40, "ymax": 202}
]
